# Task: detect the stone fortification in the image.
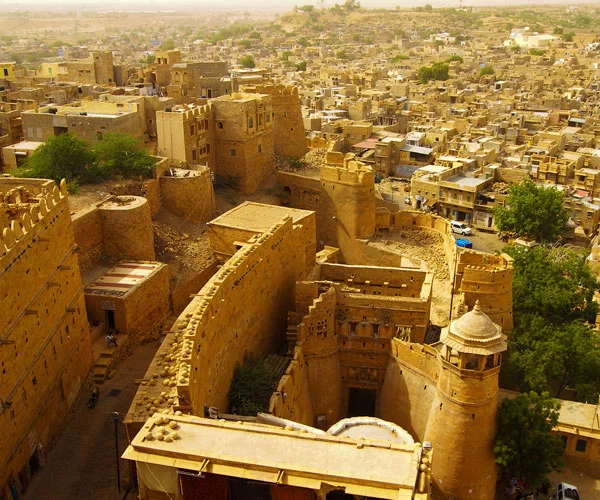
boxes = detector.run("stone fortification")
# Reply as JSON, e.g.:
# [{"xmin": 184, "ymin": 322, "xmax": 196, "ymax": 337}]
[
  {"xmin": 0, "ymin": 179, "xmax": 92, "ymax": 494},
  {"xmin": 71, "ymin": 195, "xmax": 155, "ymax": 273},
  {"xmin": 124, "ymin": 206, "xmax": 316, "ymax": 435},
  {"xmin": 158, "ymin": 167, "xmax": 215, "ymax": 224}
]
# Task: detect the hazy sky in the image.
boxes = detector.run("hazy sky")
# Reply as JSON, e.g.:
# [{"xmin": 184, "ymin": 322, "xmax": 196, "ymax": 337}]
[{"xmin": 0, "ymin": 0, "xmax": 593, "ymax": 11}]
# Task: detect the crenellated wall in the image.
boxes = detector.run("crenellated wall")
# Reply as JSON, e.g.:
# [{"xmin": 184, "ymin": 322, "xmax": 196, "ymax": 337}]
[
  {"xmin": 456, "ymin": 251, "xmax": 514, "ymax": 331},
  {"xmin": 0, "ymin": 179, "xmax": 92, "ymax": 495},
  {"xmin": 376, "ymin": 209, "xmax": 514, "ymax": 331},
  {"xmin": 163, "ymin": 216, "xmax": 315, "ymax": 416}
]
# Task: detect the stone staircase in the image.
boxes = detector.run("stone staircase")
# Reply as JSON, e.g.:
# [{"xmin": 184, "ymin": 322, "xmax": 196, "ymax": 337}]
[{"xmin": 91, "ymin": 333, "xmax": 129, "ymax": 384}]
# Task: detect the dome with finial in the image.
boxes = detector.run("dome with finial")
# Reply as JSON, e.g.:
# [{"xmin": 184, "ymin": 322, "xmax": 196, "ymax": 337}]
[
  {"xmin": 452, "ymin": 301, "xmax": 499, "ymax": 340},
  {"xmin": 442, "ymin": 300, "xmax": 507, "ymax": 355}
]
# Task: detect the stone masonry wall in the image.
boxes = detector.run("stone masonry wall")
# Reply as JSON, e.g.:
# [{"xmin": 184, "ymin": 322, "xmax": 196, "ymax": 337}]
[
  {"xmin": 169, "ymin": 217, "xmax": 315, "ymax": 415},
  {"xmin": 0, "ymin": 180, "xmax": 92, "ymax": 493},
  {"xmin": 71, "ymin": 206, "xmax": 105, "ymax": 273},
  {"xmin": 269, "ymin": 344, "xmax": 314, "ymax": 425}
]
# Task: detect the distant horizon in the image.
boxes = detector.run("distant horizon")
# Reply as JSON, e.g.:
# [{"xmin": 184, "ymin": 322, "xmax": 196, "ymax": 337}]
[{"xmin": 1, "ymin": 0, "xmax": 599, "ymax": 13}]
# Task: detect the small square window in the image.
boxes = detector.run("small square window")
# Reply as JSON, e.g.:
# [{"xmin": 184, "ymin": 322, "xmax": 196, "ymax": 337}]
[
  {"xmin": 230, "ymin": 149, "xmax": 236, "ymax": 157},
  {"xmin": 576, "ymin": 439, "xmax": 587, "ymax": 452},
  {"xmin": 217, "ymin": 122, "xmax": 223, "ymax": 129}
]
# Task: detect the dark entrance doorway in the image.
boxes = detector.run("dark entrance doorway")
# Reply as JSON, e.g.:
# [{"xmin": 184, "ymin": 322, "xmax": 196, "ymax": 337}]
[
  {"xmin": 347, "ymin": 387, "xmax": 377, "ymax": 417},
  {"xmin": 326, "ymin": 491, "xmax": 356, "ymax": 500},
  {"xmin": 227, "ymin": 477, "xmax": 271, "ymax": 500},
  {"xmin": 105, "ymin": 310, "xmax": 115, "ymax": 330}
]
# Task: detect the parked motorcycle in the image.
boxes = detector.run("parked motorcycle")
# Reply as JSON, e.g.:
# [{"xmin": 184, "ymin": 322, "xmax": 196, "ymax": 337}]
[{"xmin": 88, "ymin": 386, "xmax": 99, "ymax": 409}]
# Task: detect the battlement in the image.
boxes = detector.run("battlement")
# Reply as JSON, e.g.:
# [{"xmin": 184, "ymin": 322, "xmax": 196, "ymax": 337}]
[
  {"xmin": 1, "ymin": 179, "xmax": 68, "ymax": 261},
  {"xmin": 320, "ymin": 153, "xmax": 374, "ymax": 186}
]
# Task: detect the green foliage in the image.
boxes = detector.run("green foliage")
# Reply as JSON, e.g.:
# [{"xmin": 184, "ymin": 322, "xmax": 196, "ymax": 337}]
[
  {"xmin": 493, "ymin": 179, "xmax": 568, "ymax": 243},
  {"xmin": 297, "ymin": 37, "xmax": 309, "ymax": 47},
  {"xmin": 390, "ymin": 54, "xmax": 409, "ymax": 64},
  {"xmin": 479, "ymin": 64, "xmax": 495, "ymax": 76},
  {"xmin": 501, "ymin": 245, "xmax": 600, "ymax": 400},
  {"xmin": 239, "ymin": 54, "xmax": 256, "ymax": 68},
  {"xmin": 553, "ymin": 26, "xmax": 564, "ymax": 35},
  {"xmin": 280, "ymin": 50, "xmax": 291, "ymax": 62},
  {"xmin": 562, "ymin": 32, "xmax": 575, "ymax": 42},
  {"xmin": 295, "ymin": 61, "xmax": 307, "ymax": 71},
  {"xmin": 9, "ymin": 53, "xmax": 22, "ymax": 65},
  {"xmin": 418, "ymin": 62, "xmax": 449, "ymax": 83},
  {"xmin": 299, "ymin": 4, "xmax": 314, "ymax": 12},
  {"xmin": 444, "ymin": 55, "xmax": 463, "ymax": 63},
  {"xmin": 208, "ymin": 24, "xmax": 253, "ymax": 44},
  {"xmin": 17, "ymin": 132, "xmax": 94, "ymax": 185},
  {"xmin": 238, "ymin": 39, "xmax": 252, "ymax": 49},
  {"xmin": 336, "ymin": 49, "xmax": 349, "ymax": 60},
  {"xmin": 16, "ymin": 132, "xmax": 155, "ymax": 189},
  {"xmin": 92, "ymin": 132, "xmax": 156, "ymax": 180},
  {"xmin": 227, "ymin": 356, "xmax": 277, "ymax": 416},
  {"xmin": 159, "ymin": 39, "xmax": 176, "ymax": 50},
  {"xmin": 510, "ymin": 45, "xmax": 521, "ymax": 53},
  {"xmin": 529, "ymin": 48, "xmax": 546, "ymax": 56},
  {"xmin": 495, "ymin": 391, "xmax": 564, "ymax": 487}
]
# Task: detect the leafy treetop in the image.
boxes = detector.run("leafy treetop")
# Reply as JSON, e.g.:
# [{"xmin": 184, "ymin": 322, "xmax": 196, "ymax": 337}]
[
  {"xmin": 495, "ymin": 391, "xmax": 564, "ymax": 488},
  {"xmin": 493, "ymin": 179, "xmax": 568, "ymax": 243}
]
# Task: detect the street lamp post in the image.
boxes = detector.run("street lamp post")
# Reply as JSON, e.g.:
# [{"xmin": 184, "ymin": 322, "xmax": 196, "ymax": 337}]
[{"xmin": 112, "ymin": 411, "xmax": 121, "ymax": 495}]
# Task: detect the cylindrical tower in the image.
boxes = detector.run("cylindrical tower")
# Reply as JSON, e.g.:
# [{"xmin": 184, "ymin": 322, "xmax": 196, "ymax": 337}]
[
  {"xmin": 98, "ymin": 196, "xmax": 155, "ymax": 261},
  {"xmin": 425, "ymin": 301, "xmax": 507, "ymax": 500}
]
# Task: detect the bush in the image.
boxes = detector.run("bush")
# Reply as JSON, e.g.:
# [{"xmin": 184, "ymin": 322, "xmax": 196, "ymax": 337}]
[
  {"xmin": 480, "ymin": 65, "xmax": 495, "ymax": 76},
  {"xmin": 16, "ymin": 132, "xmax": 155, "ymax": 190},
  {"xmin": 239, "ymin": 54, "xmax": 256, "ymax": 68}
]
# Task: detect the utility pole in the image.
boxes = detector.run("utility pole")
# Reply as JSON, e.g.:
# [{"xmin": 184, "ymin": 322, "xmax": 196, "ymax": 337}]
[{"xmin": 112, "ymin": 412, "xmax": 121, "ymax": 495}]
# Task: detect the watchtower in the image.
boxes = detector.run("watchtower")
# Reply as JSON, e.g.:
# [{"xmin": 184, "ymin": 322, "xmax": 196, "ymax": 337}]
[{"xmin": 425, "ymin": 301, "xmax": 507, "ymax": 500}]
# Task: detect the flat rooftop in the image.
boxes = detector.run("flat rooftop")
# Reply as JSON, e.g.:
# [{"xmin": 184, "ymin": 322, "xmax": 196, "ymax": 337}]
[
  {"xmin": 85, "ymin": 262, "xmax": 165, "ymax": 298},
  {"xmin": 208, "ymin": 201, "xmax": 313, "ymax": 234},
  {"xmin": 123, "ymin": 413, "xmax": 421, "ymax": 499},
  {"xmin": 444, "ymin": 174, "xmax": 488, "ymax": 188}
]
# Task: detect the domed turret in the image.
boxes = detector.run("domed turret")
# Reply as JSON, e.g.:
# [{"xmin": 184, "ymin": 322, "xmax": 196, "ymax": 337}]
[{"xmin": 442, "ymin": 301, "xmax": 507, "ymax": 371}]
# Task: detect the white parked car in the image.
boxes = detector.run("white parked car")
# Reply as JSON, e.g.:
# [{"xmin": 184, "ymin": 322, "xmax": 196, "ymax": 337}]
[
  {"xmin": 450, "ymin": 221, "xmax": 472, "ymax": 236},
  {"xmin": 557, "ymin": 482, "xmax": 579, "ymax": 500}
]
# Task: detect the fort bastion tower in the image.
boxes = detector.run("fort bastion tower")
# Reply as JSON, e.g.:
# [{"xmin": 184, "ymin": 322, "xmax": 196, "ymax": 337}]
[{"xmin": 425, "ymin": 302, "xmax": 507, "ymax": 500}]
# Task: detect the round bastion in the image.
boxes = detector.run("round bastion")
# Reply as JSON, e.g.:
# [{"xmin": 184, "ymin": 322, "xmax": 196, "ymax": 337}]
[{"xmin": 98, "ymin": 196, "xmax": 155, "ymax": 261}]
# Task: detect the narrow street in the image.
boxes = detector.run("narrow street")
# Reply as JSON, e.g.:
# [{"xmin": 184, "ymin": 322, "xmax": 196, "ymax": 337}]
[{"xmin": 24, "ymin": 341, "xmax": 160, "ymax": 500}]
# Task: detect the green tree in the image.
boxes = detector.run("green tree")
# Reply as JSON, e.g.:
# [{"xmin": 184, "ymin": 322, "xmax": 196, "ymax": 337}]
[
  {"xmin": 160, "ymin": 39, "xmax": 176, "ymax": 50},
  {"xmin": 92, "ymin": 132, "xmax": 156, "ymax": 181},
  {"xmin": 444, "ymin": 55, "xmax": 463, "ymax": 63},
  {"xmin": 17, "ymin": 132, "xmax": 93, "ymax": 186},
  {"xmin": 418, "ymin": 65, "xmax": 433, "ymax": 83},
  {"xmin": 493, "ymin": 179, "xmax": 568, "ymax": 243},
  {"xmin": 9, "ymin": 53, "xmax": 22, "ymax": 65},
  {"xmin": 480, "ymin": 64, "xmax": 495, "ymax": 76},
  {"xmin": 562, "ymin": 32, "xmax": 575, "ymax": 42},
  {"xmin": 227, "ymin": 356, "xmax": 277, "ymax": 416},
  {"xmin": 500, "ymin": 245, "xmax": 600, "ymax": 400},
  {"xmin": 239, "ymin": 54, "xmax": 256, "ymax": 68},
  {"xmin": 299, "ymin": 4, "xmax": 314, "ymax": 12},
  {"xmin": 295, "ymin": 61, "xmax": 307, "ymax": 71},
  {"xmin": 495, "ymin": 391, "xmax": 564, "ymax": 487},
  {"xmin": 418, "ymin": 62, "xmax": 449, "ymax": 83}
]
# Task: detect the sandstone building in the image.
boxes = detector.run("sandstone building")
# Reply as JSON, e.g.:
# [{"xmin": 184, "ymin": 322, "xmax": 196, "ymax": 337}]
[
  {"xmin": 157, "ymin": 92, "xmax": 275, "ymax": 194},
  {"xmin": 0, "ymin": 178, "xmax": 93, "ymax": 496},
  {"xmin": 123, "ymin": 199, "xmax": 513, "ymax": 500}
]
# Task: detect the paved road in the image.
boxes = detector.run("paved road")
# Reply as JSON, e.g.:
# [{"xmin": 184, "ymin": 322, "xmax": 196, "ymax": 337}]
[
  {"xmin": 452, "ymin": 228, "xmax": 507, "ymax": 254},
  {"xmin": 24, "ymin": 341, "xmax": 160, "ymax": 500}
]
